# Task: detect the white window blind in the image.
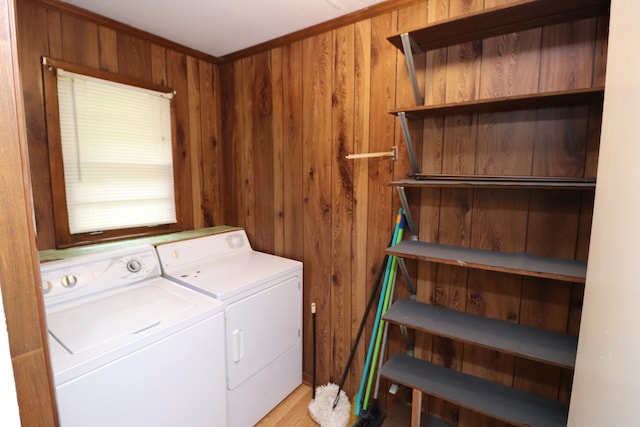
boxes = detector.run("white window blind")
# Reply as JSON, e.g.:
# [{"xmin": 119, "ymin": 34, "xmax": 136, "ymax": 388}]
[{"xmin": 56, "ymin": 69, "xmax": 177, "ymax": 234}]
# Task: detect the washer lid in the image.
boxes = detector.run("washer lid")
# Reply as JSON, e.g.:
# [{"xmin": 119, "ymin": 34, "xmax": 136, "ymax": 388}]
[{"xmin": 48, "ymin": 284, "xmax": 194, "ymax": 354}]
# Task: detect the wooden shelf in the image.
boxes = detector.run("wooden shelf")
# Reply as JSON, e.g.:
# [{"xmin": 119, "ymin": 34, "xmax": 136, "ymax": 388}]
[
  {"xmin": 380, "ymin": 353, "xmax": 569, "ymax": 427},
  {"xmin": 387, "ymin": 0, "xmax": 610, "ymax": 53},
  {"xmin": 390, "ymin": 87, "xmax": 604, "ymax": 117},
  {"xmin": 386, "ymin": 240, "xmax": 586, "ymax": 283},
  {"xmin": 384, "ymin": 299, "xmax": 577, "ymax": 368},
  {"xmin": 390, "ymin": 88, "xmax": 604, "ymax": 176},
  {"xmin": 389, "ymin": 176, "xmax": 596, "ymax": 190}
]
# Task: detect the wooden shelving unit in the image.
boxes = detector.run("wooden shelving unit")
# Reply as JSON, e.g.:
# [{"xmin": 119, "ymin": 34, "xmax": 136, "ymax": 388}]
[
  {"xmin": 393, "ymin": 87, "xmax": 606, "ymax": 176},
  {"xmin": 390, "ymin": 87, "xmax": 604, "ymax": 118},
  {"xmin": 378, "ymin": 1, "xmax": 609, "ymax": 426},
  {"xmin": 388, "ymin": 0, "xmax": 609, "ymax": 106},
  {"xmin": 387, "ymin": 0, "xmax": 609, "ymax": 53},
  {"xmin": 388, "ymin": 176, "xmax": 596, "ymax": 190}
]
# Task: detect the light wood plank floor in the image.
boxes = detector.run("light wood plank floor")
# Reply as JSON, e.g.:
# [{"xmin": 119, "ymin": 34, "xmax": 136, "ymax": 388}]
[
  {"xmin": 255, "ymin": 383, "xmax": 415, "ymax": 427},
  {"xmin": 255, "ymin": 384, "xmax": 318, "ymax": 426}
]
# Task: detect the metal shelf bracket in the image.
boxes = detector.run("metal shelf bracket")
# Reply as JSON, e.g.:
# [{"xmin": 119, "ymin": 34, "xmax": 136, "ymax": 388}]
[
  {"xmin": 398, "ymin": 112, "xmax": 421, "ymax": 175},
  {"xmin": 400, "ymin": 32, "xmax": 424, "ymax": 106},
  {"xmin": 397, "ymin": 186, "xmax": 418, "ymax": 240}
]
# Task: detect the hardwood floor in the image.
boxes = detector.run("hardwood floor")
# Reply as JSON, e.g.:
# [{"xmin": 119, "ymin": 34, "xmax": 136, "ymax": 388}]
[
  {"xmin": 255, "ymin": 384, "xmax": 318, "ymax": 426},
  {"xmin": 255, "ymin": 383, "xmax": 417, "ymax": 427}
]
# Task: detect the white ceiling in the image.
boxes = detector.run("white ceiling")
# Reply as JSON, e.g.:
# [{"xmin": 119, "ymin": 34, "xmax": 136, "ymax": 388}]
[{"xmin": 60, "ymin": 0, "xmax": 386, "ymax": 58}]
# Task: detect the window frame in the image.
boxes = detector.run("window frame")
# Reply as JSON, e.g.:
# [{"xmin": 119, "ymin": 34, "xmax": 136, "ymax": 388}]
[{"xmin": 42, "ymin": 57, "xmax": 186, "ymax": 248}]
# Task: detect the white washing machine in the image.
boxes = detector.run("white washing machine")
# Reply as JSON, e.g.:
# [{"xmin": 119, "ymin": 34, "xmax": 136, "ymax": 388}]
[
  {"xmin": 155, "ymin": 230, "xmax": 303, "ymax": 427},
  {"xmin": 40, "ymin": 245, "xmax": 227, "ymax": 427}
]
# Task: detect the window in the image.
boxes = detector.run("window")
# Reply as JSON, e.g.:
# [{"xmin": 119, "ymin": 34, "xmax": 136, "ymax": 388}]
[{"xmin": 43, "ymin": 58, "xmax": 183, "ymax": 247}]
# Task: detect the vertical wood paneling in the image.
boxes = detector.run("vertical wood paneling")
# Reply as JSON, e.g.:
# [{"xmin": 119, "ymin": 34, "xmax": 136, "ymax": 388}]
[
  {"xmin": 117, "ymin": 32, "xmax": 151, "ymax": 80},
  {"xmin": 270, "ymin": 47, "xmax": 285, "ymax": 254},
  {"xmin": 219, "ymin": 61, "xmax": 239, "ymax": 226},
  {"xmin": 331, "ymin": 23, "xmax": 355, "ymax": 384},
  {"xmin": 150, "ymin": 43, "xmax": 167, "ymax": 85},
  {"xmin": 60, "ymin": 13, "xmax": 98, "ymax": 67},
  {"xmin": 166, "ymin": 49, "xmax": 194, "ymax": 230},
  {"xmin": 350, "ymin": 18, "xmax": 372, "ymax": 393},
  {"xmin": 17, "ymin": 0, "xmax": 55, "ymax": 249},
  {"xmin": 367, "ymin": 10, "xmax": 398, "ymax": 409},
  {"xmin": 239, "ymin": 57, "xmax": 255, "ymax": 237},
  {"xmin": 302, "ymin": 32, "xmax": 334, "ymax": 383},
  {"xmin": 187, "ymin": 56, "xmax": 204, "ymax": 229},
  {"xmin": 281, "ymin": 41, "xmax": 304, "ymax": 262},
  {"xmin": 2, "ymin": 1, "xmax": 57, "ymax": 424},
  {"xmin": 592, "ymin": 16, "xmax": 609, "ymax": 89},
  {"xmin": 199, "ymin": 59, "xmax": 223, "ymax": 226},
  {"xmin": 47, "ymin": 10, "xmax": 62, "ymax": 58},
  {"xmin": 252, "ymin": 51, "xmax": 275, "ymax": 253},
  {"xmin": 98, "ymin": 26, "xmax": 118, "ymax": 72},
  {"xmin": 367, "ymin": 9, "xmax": 398, "ymax": 264}
]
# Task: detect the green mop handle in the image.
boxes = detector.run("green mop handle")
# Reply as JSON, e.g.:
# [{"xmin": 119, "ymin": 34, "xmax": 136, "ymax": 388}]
[{"xmin": 361, "ymin": 217, "xmax": 405, "ymax": 410}]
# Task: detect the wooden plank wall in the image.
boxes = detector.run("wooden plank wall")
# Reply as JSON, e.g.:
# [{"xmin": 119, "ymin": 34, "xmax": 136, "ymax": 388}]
[
  {"xmin": 219, "ymin": 0, "xmax": 608, "ymax": 424},
  {"xmin": 1, "ymin": 0, "xmax": 58, "ymax": 424},
  {"xmin": 12, "ymin": 0, "xmax": 608, "ymax": 424},
  {"xmin": 219, "ymin": 8, "xmax": 402, "ymax": 400},
  {"xmin": 17, "ymin": 0, "xmax": 225, "ymax": 250}
]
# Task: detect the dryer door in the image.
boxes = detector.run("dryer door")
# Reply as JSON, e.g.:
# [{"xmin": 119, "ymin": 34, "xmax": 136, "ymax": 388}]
[{"xmin": 225, "ymin": 275, "xmax": 301, "ymax": 390}]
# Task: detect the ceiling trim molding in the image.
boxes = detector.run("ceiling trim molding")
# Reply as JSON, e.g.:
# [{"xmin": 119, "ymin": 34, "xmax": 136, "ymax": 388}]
[
  {"xmin": 217, "ymin": 0, "xmax": 425, "ymax": 63},
  {"xmin": 35, "ymin": 0, "xmax": 220, "ymax": 64},
  {"xmin": 36, "ymin": 0, "xmax": 426, "ymax": 65}
]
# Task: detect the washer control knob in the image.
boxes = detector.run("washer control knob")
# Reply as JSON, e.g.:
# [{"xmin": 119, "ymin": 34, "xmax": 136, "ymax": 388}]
[
  {"xmin": 41, "ymin": 280, "xmax": 53, "ymax": 295},
  {"xmin": 61, "ymin": 275, "xmax": 78, "ymax": 288},
  {"xmin": 127, "ymin": 259, "xmax": 142, "ymax": 273},
  {"xmin": 227, "ymin": 233, "xmax": 245, "ymax": 249}
]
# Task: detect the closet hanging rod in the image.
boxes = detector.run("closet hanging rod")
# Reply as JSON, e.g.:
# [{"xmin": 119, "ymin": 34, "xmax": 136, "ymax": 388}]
[{"xmin": 346, "ymin": 146, "xmax": 398, "ymax": 161}]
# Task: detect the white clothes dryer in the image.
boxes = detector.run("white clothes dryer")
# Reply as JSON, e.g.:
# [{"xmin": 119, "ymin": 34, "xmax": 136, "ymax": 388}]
[
  {"xmin": 40, "ymin": 245, "xmax": 227, "ymax": 427},
  {"xmin": 156, "ymin": 230, "xmax": 303, "ymax": 427}
]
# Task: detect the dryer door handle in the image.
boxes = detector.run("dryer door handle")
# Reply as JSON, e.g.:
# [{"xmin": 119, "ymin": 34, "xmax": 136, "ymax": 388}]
[{"xmin": 232, "ymin": 328, "xmax": 244, "ymax": 363}]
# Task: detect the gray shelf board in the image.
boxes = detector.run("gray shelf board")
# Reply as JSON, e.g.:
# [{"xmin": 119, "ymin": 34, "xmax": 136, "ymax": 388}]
[
  {"xmin": 386, "ymin": 240, "xmax": 586, "ymax": 283},
  {"xmin": 387, "ymin": 0, "xmax": 609, "ymax": 52},
  {"xmin": 425, "ymin": 416, "xmax": 452, "ymax": 427},
  {"xmin": 384, "ymin": 299, "xmax": 577, "ymax": 368},
  {"xmin": 388, "ymin": 177, "xmax": 596, "ymax": 190},
  {"xmin": 381, "ymin": 353, "xmax": 569, "ymax": 427},
  {"xmin": 389, "ymin": 87, "xmax": 604, "ymax": 117}
]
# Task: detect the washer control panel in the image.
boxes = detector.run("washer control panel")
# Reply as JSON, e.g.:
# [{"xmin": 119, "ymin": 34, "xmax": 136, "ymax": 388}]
[
  {"xmin": 156, "ymin": 230, "xmax": 250, "ymax": 270},
  {"xmin": 40, "ymin": 245, "xmax": 161, "ymax": 307}
]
